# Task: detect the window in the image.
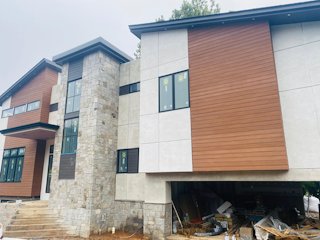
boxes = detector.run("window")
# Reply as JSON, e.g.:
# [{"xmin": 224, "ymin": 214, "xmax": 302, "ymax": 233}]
[
  {"xmin": 1, "ymin": 101, "xmax": 40, "ymax": 118},
  {"xmin": 66, "ymin": 80, "xmax": 81, "ymax": 114},
  {"xmin": 159, "ymin": 70, "xmax": 189, "ymax": 112},
  {"xmin": 117, "ymin": 148, "xmax": 139, "ymax": 173},
  {"xmin": 62, "ymin": 118, "xmax": 79, "ymax": 154},
  {"xmin": 27, "ymin": 101, "xmax": 40, "ymax": 112},
  {"xmin": 118, "ymin": 150, "xmax": 128, "ymax": 173},
  {"xmin": 46, "ymin": 145, "xmax": 54, "ymax": 193},
  {"xmin": 119, "ymin": 82, "xmax": 140, "ymax": 96},
  {"xmin": 14, "ymin": 104, "xmax": 27, "ymax": 115},
  {"xmin": 1, "ymin": 108, "xmax": 14, "ymax": 118},
  {"xmin": 0, "ymin": 147, "xmax": 25, "ymax": 182},
  {"xmin": 159, "ymin": 75, "xmax": 173, "ymax": 111}
]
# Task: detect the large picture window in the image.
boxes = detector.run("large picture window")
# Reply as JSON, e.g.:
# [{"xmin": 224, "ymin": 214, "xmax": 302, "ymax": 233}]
[
  {"xmin": 159, "ymin": 70, "xmax": 189, "ymax": 112},
  {"xmin": 66, "ymin": 80, "xmax": 81, "ymax": 114},
  {"xmin": 117, "ymin": 148, "xmax": 139, "ymax": 173},
  {"xmin": 0, "ymin": 147, "xmax": 25, "ymax": 182},
  {"xmin": 62, "ymin": 118, "xmax": 79, "ymax": 154}
]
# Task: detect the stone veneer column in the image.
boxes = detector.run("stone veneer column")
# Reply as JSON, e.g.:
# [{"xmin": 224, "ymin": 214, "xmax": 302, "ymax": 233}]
[
  {"xmin": 49, "ymin": 51, "xmax": 121, "ymax": 237},
  {"xmin": 143, "ymin": 203, "xmax": 172, "ymax": 240}
]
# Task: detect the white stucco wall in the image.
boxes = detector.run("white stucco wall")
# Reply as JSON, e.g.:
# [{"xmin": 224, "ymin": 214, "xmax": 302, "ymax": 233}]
[
  {"xmin": 272, "ymin": 21, "xmax": 320, "ymax": 172},
  {"xmin": 0, "ymin": 97, "xmax": 11, "ymax": 169},
  {"xmin": 139, "ymin": 29, "xmax": 192, "ymax": 173},
  {"xmin": 116, "ymin": 59, "xmax": 146, "ymax": 201}
]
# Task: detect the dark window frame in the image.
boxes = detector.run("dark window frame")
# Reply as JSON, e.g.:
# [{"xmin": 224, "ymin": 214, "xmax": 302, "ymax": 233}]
[
  {"xmin": 26, "ymin": 100, "xmax": 41, "ymax": 112},
  {"xmin": 158, "ymin": 70, "xmax": 190, "ymax": 113},
  {"xmin": 46, "ymin": 145, "xmax": 54, "ymax": 193},
  {"xmin": 61, "ymin": 118, "xmax": 79, "ymax": 155},
  {"xmin": 1, "ymin": 108, "xmax": 14, "ymax": 118},
  {"xmin": 0, "ymin": 147, "xmax": 25, "ymax": 183},
  {"xmin": 116, "ymin": 148, "xmax": 139, "ymax": 174},
  {"xmin": 65, "ymin": 79, "xmax": 82, "ymax": 114},
  {"xmin": 119, "ymin": 82, "xmax": 140, "ymax": 96},
  {"xmin": 14, "ymin": 104, "xmax": 27, "ymax": 115}
]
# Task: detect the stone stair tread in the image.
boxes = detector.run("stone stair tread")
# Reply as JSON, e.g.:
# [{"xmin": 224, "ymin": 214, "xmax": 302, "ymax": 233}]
[
  {"xmin": 8, "ymin": 223, "xmax": 58, "ymax": 226},
  {"xmin": 5, "ymin": 228, "xmax": 67, "ymax": 237},
  {"xmin": 4, "ymin": 200, "xmax": 74, "ymax": 239}
]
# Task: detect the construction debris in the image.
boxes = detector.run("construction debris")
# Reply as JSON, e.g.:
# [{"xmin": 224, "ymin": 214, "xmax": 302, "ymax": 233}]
[{"xmin": 173, "ymin": 192, "xmax": 320, "ymax": 239}]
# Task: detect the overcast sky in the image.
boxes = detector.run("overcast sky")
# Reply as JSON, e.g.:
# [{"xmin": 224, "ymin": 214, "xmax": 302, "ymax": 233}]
[{"xmin": 0, "ymin": 0, "xmax": 312, "ymax": 95}]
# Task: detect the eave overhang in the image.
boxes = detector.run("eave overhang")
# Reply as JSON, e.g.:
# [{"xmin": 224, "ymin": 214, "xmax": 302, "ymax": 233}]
[
  {"xmin": 53, "ymin": 37, "xmax": 133, "ymax": 65},
  {"xmin": 129, "ymin": 0, "xmax": 320, "ymax": 38},
  {"xmin": 0, "ymin": 122, "xmax": 59, "ymax": 140},
  {"xmin": 0, "ymin": 59, "xmax": 62, "ymax": 106}
]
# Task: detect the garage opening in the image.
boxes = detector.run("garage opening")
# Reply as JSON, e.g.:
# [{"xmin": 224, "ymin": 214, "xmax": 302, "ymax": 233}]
[{"xmin": 171, "ymin": 181, "xmax": 320, "ymax": 239}]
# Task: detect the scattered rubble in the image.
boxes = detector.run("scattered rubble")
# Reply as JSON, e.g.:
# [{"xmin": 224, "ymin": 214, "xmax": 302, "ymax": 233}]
[{"xmin": 173, "ymin": 194, "xmax": 320, "ymax": 239}]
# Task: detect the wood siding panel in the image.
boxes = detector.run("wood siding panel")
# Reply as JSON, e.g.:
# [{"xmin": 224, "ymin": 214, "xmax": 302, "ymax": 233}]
[
  {"xmin": 0, "ymin": 67, "xmax": 58, "ymax": 197},
  {"xmin": 0, "ymin": 137, "xmax": 37, "ymax": 197},
  {"xmin": 8, "ymin": 68, "xmax": 58, "ymax": 128},
  {"xmin": 188, "ymin": 22, "xmax": 288, "ymax": 172}
]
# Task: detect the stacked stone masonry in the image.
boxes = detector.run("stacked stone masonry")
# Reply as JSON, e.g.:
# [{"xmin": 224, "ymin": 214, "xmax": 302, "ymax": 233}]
[
  {"xmin": 143, "ymin": 203, "xmax": 172, "ymax": 240},
  {"xmin": 0, "ymin": 202, "xmax": 19, "ymax": 231}
]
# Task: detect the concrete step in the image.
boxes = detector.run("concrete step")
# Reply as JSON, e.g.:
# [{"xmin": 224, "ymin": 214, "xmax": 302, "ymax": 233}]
[
  {"xmin": 6, "ymin": 223, "xmax": 62, "ymax": 231},
  {"xmin": 13, "ymin": 213, "xmax": 59, "ymax": 219},
  {"xmin": 11, "ymin": 218, "xmax": 61, "ymax": 225},
  {"xmin": 20, "ymin": 201, "xmax": 48, "ymax": 208},
  {"xmin": 5, "ymin": 229, "xmax": 67, "ymax": 238},
  {"xmin": 17, "ymin": 208, "xmax": 53, "ymax": 213}
]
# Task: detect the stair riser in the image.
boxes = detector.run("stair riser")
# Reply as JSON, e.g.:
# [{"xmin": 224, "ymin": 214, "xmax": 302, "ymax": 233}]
[
  {"xmin": 7, "ymin": 224, "xmax": 62, "ymax": 231},
  {"xmin": 5, "ymin": 230, "xmax": 67, "ymax": 238},
  {"xmin": 17, "ymin": 209, "xmax": 53, "ymax": 214},
  {"xmin": 13, "ymin": 214, "xmax": 58, "ymax": 219},
  {"xmin": 11, "ymin": 219, "xmax": 61, "ymax": 225}
]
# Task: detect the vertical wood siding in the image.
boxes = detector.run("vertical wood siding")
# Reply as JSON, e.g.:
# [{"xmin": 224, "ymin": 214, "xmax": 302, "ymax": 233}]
[
  {"xmin": 188, "ymin": 22, "xmax": 288, "ymax": 171},
  {"xmin": 0, "ymin": 67, "xmax": 58, "ymax": 197}
]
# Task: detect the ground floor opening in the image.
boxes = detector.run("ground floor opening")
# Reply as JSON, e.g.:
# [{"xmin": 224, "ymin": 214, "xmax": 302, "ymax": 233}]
[{"xmin": 171, "ymin": 181, "xmax": 320, "ymax": 239}]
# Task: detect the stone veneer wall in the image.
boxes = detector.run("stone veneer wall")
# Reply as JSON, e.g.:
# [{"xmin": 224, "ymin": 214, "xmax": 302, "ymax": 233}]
[
  {"xmin": 49, "ymin": 51, "xmax": 144, "ymax": 237},
  {"xmin": 143, "ymin": 203, "xmax": 172, "ymax": 240},
  {"xmin": 0, "ymin": 202, "xmax": 19, "ymax": 231}
]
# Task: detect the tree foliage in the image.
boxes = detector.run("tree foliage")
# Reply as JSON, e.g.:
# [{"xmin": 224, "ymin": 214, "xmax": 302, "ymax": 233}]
[
  {"xmin": 171, "ymin": 0, "xmax": 220, "ymax": 20},
  {"xmin": 134, "ymin": 0, "xmax": 220, "ymax": 59}
]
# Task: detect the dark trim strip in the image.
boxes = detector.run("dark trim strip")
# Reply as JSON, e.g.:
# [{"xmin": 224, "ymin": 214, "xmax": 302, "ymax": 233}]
[
  {"xmin": 49, "ymin": 103, "xmax": 58, "ymax": 112},
  {"xmin": 0, "ymin": 122, "xmax": 59, "ymax": 135},
  {"xmin": 64, "ymin": 111, "xmax": 79, "ymax": 120}
]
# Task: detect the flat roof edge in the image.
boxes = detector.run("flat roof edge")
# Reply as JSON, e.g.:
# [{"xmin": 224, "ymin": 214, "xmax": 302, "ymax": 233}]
[
  {"xmin": 53, "ymin": 37, "xmax": 133, "ymax": 65},
  {"xmin": 129, "ymin": 0, "xmax": 320, "ymax": 38}
]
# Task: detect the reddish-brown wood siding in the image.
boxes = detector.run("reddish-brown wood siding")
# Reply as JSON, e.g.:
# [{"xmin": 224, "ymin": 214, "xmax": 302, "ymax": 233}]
[
  {"xmin": 188, "ymin": 22, "xmax": 288, "ymax": 171},
  {"xmin": 0, "ymin": 67, "xmax": 58, "ymax": 197},
  {"xmin": 0, "ymin": 137, "xmax": 38, "ymax": 197},
  {"xmin": 8, "ymin": 68, "xmax": 58, "ymax": 128}
]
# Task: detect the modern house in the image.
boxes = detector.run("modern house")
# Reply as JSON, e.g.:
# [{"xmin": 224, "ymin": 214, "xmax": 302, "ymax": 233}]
[{"xmin": 1, "ymin": 1, "xmax": 320, "ymax": 239}]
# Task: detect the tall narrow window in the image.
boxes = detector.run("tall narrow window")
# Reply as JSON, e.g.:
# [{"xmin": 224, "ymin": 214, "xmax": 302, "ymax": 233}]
[
  {"xmin": 62, "ymin": 118, "xmax": 79, "ymax": 154},
  {"xmin": 159, "ymin": 70, "xmax": 189, "ymax": 112},
  {"xmin": 66, "ymin": 80, "xmax": 81, "ymax": 114},
  {"xmin": 46, "ymin": 145, "xmax": 54, "ymax": 193},
  {"xmin": 174, "ymin": 71, "xmax": 189, "ymax": 109},
  {"xmin": 0, "ymin": 148, "xmax": 25, "ymax": 182},
  {"xmin": 159, "ymin": 75, "xmax": 173, "ymax": 112},
  {"xmin": 118, "ymin": 150, "xmax": 128, "ymax": 173}
]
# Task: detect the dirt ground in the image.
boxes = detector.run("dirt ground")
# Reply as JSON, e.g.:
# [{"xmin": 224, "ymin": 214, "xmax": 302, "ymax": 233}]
[{"xmin": 52, "ymin": 231, "xmax": 149, "ymax": 240}]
